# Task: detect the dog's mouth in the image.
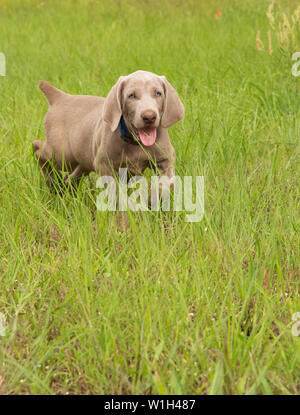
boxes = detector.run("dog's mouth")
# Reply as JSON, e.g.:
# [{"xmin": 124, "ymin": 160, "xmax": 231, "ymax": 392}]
[{"xmin": 136, "ymin": 127, "xmax": 157, "ymax": 146}]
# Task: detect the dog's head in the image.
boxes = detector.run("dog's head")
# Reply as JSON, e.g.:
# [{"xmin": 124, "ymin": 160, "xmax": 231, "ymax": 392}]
[{"xmin": 103, "ymin": 70, "xmax": 184, "ymax": 146}]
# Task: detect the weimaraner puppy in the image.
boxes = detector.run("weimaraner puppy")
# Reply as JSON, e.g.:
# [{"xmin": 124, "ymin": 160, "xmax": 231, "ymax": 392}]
[{"xmin": 33, "ymin": 70, "xmax": 184, "ymax": 187}]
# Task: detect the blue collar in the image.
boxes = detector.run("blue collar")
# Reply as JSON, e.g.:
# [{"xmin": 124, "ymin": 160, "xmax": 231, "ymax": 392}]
[{"xmin": 119, "ymin": 116, "xmax": 139, "ymax": 145}]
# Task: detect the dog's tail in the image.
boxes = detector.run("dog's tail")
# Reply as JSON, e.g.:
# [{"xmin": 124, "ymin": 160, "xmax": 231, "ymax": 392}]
[{"xmin": 39, "ymin": 80, "xmax": 65, "ymax": 105}]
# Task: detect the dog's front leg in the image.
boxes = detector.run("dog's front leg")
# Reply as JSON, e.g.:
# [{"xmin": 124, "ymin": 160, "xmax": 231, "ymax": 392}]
[{"xmin": 149, "ymin": 159, "xmax": 176, "ymax": 212}]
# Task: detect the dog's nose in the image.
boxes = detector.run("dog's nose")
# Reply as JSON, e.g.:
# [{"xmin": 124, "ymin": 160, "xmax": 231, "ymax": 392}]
[{"xmin": 142, "ymin": 110, "xmax": 157, "ymax": 124}]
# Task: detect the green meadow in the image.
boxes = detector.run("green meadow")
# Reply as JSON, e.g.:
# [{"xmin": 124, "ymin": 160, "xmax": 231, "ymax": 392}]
[{"xmin": 0, "ymin": 0, "xmax": 299, "ymax": 394}]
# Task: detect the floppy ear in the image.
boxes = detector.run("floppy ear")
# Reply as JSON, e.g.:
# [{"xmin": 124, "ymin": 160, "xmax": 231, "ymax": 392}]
[
  {"xmin": 103, "ymin": 76, "xmax": 126, "ymax": 132},
  {"xmin": 160, "ymin": 76, "xmax": 184, "ymax": 128}
]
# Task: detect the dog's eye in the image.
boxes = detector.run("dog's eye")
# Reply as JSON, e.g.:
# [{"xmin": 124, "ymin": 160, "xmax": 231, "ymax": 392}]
[
  {"xmin": 128, "ymin": 93, "xmax": 135, "ymax": 99},
  {"xmin": 155, "ymin": 91, "xmax": 162, "ymax": 97}
]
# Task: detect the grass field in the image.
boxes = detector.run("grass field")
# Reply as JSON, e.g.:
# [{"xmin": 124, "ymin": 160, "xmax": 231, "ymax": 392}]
[{"xmin": 0, "ymin": 0, "xmax": 299, "ymax": 395}]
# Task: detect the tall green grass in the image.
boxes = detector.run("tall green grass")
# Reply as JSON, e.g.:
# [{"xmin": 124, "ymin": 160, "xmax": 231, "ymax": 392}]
[{"xmin": 0, "ymin": 0, "xmax": 299, "ymax": 394}]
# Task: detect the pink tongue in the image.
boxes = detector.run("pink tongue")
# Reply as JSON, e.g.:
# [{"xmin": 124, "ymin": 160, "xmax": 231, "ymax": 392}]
[{"xmin": 137, "ymin": 128, "xmax": 157, "ymax": 146}]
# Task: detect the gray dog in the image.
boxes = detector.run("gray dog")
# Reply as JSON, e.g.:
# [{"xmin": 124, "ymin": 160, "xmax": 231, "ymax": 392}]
[{"xmin": 33, "ymin": 70, "xmax": 184, "ymax": 187}]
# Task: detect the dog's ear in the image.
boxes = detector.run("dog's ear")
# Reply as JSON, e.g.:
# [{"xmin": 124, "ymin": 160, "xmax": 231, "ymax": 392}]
[
  {"xmin": 103, "ymin": 76, "xmax": 126, "ymax": 132},
  {"xmin": 160, "ymin": 76, "xmax": 184, "ymax": 128}
]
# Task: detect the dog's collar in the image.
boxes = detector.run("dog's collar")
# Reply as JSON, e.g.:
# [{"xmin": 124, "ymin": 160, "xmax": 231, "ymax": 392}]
[{"xmin": 119, "ymin": 116, "xmax": 139, "ymax": 146}]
